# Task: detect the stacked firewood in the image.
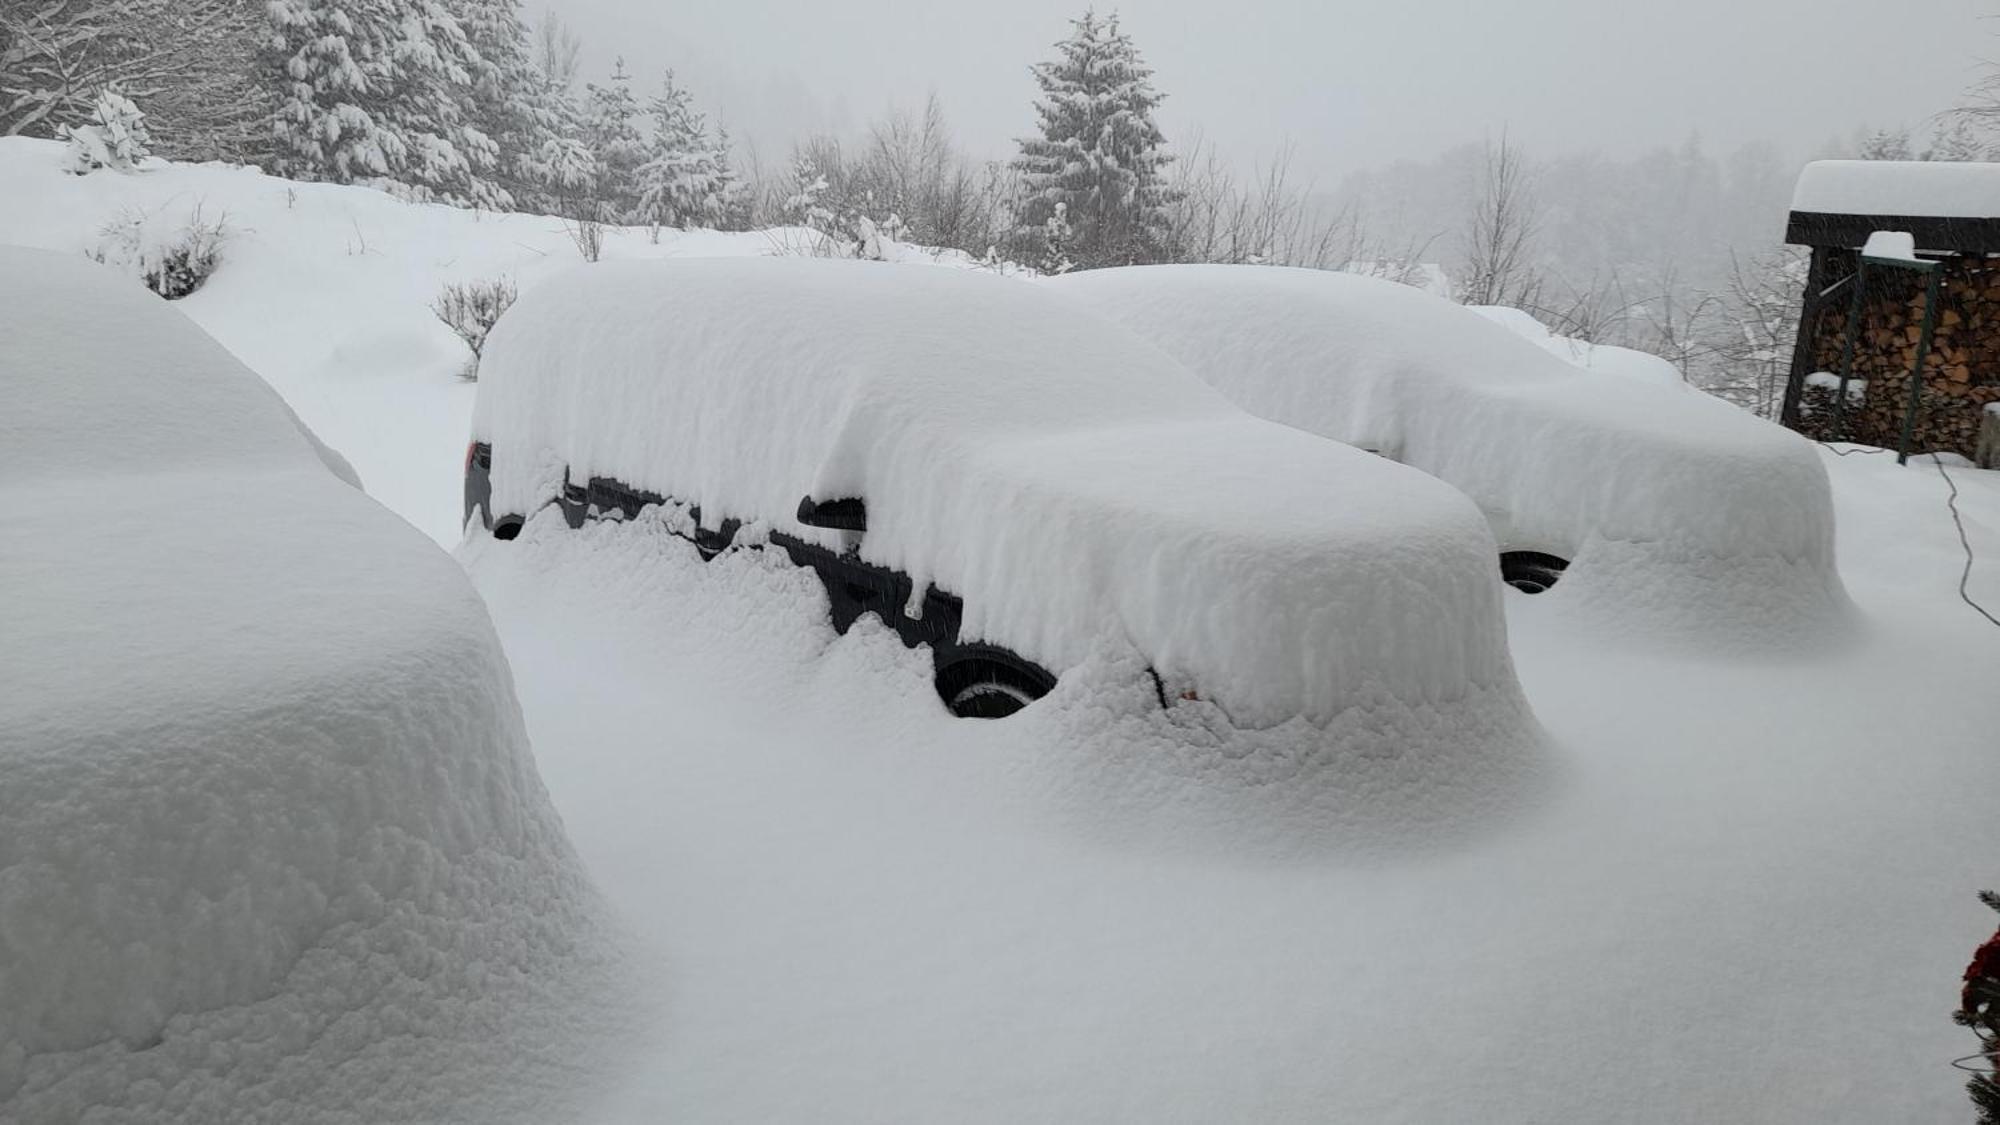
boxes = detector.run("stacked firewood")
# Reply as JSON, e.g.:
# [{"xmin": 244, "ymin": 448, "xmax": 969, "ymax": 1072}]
[{"xmin": 1799, "ymin": 255, "xmax": 2000, "ymax": 461}]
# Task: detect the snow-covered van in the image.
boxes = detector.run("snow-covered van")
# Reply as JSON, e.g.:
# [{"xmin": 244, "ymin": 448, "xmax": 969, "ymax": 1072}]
[
  {"xmin": 1049, "ymin": 265, "xmax": 1852, "ymax": 639},
  {"xmin": 466, "ymin": 257, "xmax": 1526, "ymax": 725}
]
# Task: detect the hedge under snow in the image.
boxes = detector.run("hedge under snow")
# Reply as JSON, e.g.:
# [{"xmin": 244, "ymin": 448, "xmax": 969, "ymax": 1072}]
[
  {"xmin": 1049, "ymin": 265, "xmax": 1853, "ymax": 645},
  {"xmin": 473, "ymin": 257, "xmax": 1532, "ymax": 730},
  {"xmin": 0, "ymin": 247, "xmax": 596, "ymax": 1113}
]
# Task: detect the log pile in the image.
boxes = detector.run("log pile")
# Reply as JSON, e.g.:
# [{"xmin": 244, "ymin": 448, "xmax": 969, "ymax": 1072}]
[{"xmin": 1796, "ymin": 253, "xmax": 2000, "ymax": 462}]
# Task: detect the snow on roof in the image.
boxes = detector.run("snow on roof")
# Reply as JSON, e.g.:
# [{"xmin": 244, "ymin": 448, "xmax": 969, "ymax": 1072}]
[
  {"xmin": 1051, "ymin": 265, "xmax": 1852, "ymax": 645},
  {"xmin": 0, "ymin": 247, "xmax": 593, "ymax": 1100},
  {"xmin": 474, "ymin": 257, "xmax": 1528, "ymax": 728},
  {"xmin": 1792, "ymin": 159, "xmax": 2000, "ymax": 218}
]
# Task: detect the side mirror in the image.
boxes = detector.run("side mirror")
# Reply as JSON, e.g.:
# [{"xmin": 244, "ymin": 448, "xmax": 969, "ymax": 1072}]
[{"xmin": 796, "ymin": 495, "xmax": 867, "ymax": 532}]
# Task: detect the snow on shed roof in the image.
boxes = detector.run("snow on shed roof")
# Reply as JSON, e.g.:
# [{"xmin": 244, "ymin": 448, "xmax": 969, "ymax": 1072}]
[{"xmin": 1792, "ymin": 159, "xmax": 2000, "ymax": 219}]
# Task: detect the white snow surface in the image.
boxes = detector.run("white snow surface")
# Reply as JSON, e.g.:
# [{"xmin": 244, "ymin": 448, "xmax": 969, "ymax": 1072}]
[
  {"xmin": 1051, "ymin": 265, "xmax": 1854, "ymax": 648},
  {"xmin": 474, "ymin": 256, "xmax": 1529, "ymax": 730},
  {"xmin": 1863, "ymin": 229, "xmax": 1920, "ymax": 262},
  {"xmin": 1471, "ymin": 304, "xmax": 1689, "ymax": 389},
  {"xmin": 1793, "ymin": 158, "xmax": 2000, "ymax": 218},
  {"xmin": 0, "ymin": 248, "xmax": 613, "ymax": 1121}
]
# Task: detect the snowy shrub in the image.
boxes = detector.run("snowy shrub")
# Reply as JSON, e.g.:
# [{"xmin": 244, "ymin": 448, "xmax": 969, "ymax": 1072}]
[
  {"xmin": 88, "ymin": 204, "xmax": 228, "ymax": 300},
  {"xmin": 563, "ymin": 216, "xmax": 604, "ymax": 262},
  {"xmin": 431, "ymin": 277, "xmax": 519, "ymax": 379},
  {"xmin": 59, "ymin": 87, "xmax": 151, "ymax": 174}
]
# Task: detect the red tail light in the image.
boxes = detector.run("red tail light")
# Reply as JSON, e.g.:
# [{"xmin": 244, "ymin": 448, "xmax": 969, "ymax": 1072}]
[{"xmin": 464, "ymin": 440, "xmax": 477, "ymax": 473}]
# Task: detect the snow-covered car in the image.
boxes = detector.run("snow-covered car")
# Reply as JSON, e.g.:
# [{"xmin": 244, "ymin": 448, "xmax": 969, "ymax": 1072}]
[
  {"xmin": 1049, "ymin": 265, "xmax": 1851, "ymax": 637},
  {"xmin": 0, "ymin": 246, "xmax": 588, "ymax": 1109},
  {"xmin": 465, "ymin": 257, "xmax": 1527, "ymax": 727}
]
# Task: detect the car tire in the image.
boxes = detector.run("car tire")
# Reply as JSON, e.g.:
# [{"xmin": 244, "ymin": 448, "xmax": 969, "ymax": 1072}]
[
  {"xmin": 1499, "ymin": 550, "xmax": 1568, "ymax": 595},
  {"xmin": 934, "ymin": 647, "xmax": 1056, "ymax": 719}
]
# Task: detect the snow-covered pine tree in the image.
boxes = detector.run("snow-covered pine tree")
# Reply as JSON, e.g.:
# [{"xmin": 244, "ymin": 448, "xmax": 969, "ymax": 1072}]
[
  {"xmin": 582, "ymin": 58, "xmax": 646, "ymax": 222},
  {"xmin": 634, "ymin": 71, "xmax": 719, "ymax": 232},
  {"xmin": 451, "ymin": 0, "xmax": 551, "ymax": 209},
  {"xmin": 785, "ymin": 151, "xmax": 834, "ymax": 231},
  {"xmin": 266, "ymin": 0, "xmax": 502, "ymax": 206},
  {"xmin": 511, "ymin": 15, "xmax": 593, "ymax": 218},
  {"xmin": 710, "ymin": 125, "xmax": 751, "ymax": 230},
  {"xmin": 61, "ymin": 87, "xmax": 152, "ymax": 173},
  {"xmin": 1925, "ymin": 119, "xmax": 1989, "ymax": 163},
  {"xmin": 1012, "ymin": 9, "xmax": 1177, "ymax": 269}
]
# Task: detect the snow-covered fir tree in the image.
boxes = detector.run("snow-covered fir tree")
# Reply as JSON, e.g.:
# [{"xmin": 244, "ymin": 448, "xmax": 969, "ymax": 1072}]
[
  {"xmin": 452, "ymin": 0, "xmax": 552, "ymax": 210},
  {"xmin": 635, "ymin": 71, "xmax": 721, "ymax": 231},
  {"xmin": 582, "ymin": 58, "xmax": 646, "ymax": 222},
  {"xmin": 1924, "ymin": 118, "xmax": 1989, "ymax": 162},
  {"xmin": 1012, "ymin": 9, "xmax": 1177, "ymax": 269},
  {"xmin": 785, "ymin": 151, "xmax": 835, "ymax": 231},
  {"xmin": 265, "ymin": 0, "xmax": 502, "ymax": 206},
  {"xmin": 1857, "ymin": 127, "xmax": 1914, "ymax": 161},
  {"xmin": 61, "ymin": 87, "xmax": 152, "ymax": 173}
]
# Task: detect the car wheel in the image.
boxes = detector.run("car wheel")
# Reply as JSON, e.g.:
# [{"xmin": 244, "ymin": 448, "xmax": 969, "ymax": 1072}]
[
  {"xmin": 1499, "ymin": 550, "xmax": 1568, "ymax": 595},
  {"xmin": 492, "ymin": 515, "xmax": 525, "ymax": 541},
  {"xmin": 934, "ymin": 647, "xmax": 1056, "ymax": 719}
]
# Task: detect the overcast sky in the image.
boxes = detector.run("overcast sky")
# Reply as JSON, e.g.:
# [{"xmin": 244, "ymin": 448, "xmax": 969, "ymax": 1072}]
[{"xmin": 542, "ymin": 0, "xmax": 1995, "ymax": 180}]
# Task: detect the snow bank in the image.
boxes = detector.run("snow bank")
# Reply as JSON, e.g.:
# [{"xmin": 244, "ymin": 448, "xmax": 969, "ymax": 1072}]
[
  {"xmin": 475, "ymin": 257, "xmax": 1531, "ymax": 730},
  {"xmin": 1793, "ymin": 159, "xmax": 2000, "ymax": 218},
  {"xmin": 1471, "ymin": 304, "xmax": 1688, "ymax": 389},
  {"xmin": 1052, "ymin": 265, "xmax": 1852, "ymax": 646},
  {"xmin": 0, "ymin": 248, "xmax": 602, "ymax": 1115}
]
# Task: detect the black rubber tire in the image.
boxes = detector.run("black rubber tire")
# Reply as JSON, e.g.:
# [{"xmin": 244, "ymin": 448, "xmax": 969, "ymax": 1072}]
[
  {"xmin": 492, "ymin": 515, "xmax": 525, "ymax": 541},
  {"xmin": 1499, "ymin": 550, "xmax": 1569, "ymax": 595},
  {"xmin": 934, "ymin": 648, "xmax": 1056, "ymax": 719}
]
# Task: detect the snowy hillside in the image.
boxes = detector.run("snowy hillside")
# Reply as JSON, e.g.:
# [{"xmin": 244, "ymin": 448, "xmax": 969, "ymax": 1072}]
[{"xmin": 5, "ymin": 141, "xmax": 2000, "ymax": 1123}]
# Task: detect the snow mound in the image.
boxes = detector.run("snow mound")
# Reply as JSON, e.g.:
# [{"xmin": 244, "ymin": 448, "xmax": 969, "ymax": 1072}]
[
  {"xmin": 1051, "ymin": 265, "xmax": 1853, "ymax": 648},
  {"xmin": 1471, "ymin": 305, "xmax": 1689, "ymax": 389},
  {"xmin": 475, "ymin": 257, "xmax": 1533, "ymax": 730},
  {"xmin": 1792, "ymin": 159, "xmax": 2000, "ymax": 219},
  {"xmin": 0, "ymin": 247, "xmax": 606, "ymax": 1116}
]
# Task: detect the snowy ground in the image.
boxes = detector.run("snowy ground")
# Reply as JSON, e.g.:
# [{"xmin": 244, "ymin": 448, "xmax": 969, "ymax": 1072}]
[
  {"xmin": 458, "ymin": 444, "xmax": 2000, "ymax": 1124},
  {"xmin": 7, "ymin": 143, "xmax": 2000, "ymax": 1121}
]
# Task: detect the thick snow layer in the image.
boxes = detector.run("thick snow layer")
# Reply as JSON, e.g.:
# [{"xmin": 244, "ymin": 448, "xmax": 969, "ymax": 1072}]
[
  {"xmin": 1862, "ymin": 229, "xmax": 1919, "ymax": 262},
  {"xmin": 459, "ymin": 441, "xmax": 2000, "ymax": 1124},
  {"xmin": 474, "ymin": 257, "xmax": 1529, "ymax": 730},
  {"xmin": 1471, "ymin": 304, "xmax": 1689, "ymax": 389},
  {"xmin": 1793, "ymin": 159, "xmax": 2000, "ymax": 218},
  {"xmin": 1052, "ymin": 265, "xmax": 1854, "ymax": 647},
  {"xmin": 1806, "ymin": 370, "xmax": 1868, "ymax": 404},
  {"xmin": 0, "ymin": 248, "xmax": 610, "ymax": 1119}
]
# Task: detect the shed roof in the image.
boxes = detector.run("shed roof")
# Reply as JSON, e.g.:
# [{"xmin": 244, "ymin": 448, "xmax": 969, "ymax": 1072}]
[{"xmin": 1787, "ymin": 159, "xmax": 2000, "ymax": 252}]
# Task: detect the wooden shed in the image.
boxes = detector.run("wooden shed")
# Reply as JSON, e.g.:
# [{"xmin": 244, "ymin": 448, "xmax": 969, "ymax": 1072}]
[{"xmin": 1782, "ymin": 160, "xmax": 2000, "ymax": 467}]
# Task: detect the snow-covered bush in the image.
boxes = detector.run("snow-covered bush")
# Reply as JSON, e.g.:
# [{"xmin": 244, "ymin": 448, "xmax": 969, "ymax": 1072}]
[
  {"xmin": 59, "ymin": 87, "xmax": 151, "ymax": 174},
  {"xmin": 88, "ymin": 203, "xmax": 227, "ymax": 299},
  {"xmin": 431, "ymin": 276, "xmax": 519, "ymax": 378}
]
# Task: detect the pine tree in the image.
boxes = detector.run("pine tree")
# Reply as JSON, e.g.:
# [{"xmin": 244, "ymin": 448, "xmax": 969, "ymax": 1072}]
[
  {"xmin": 451, "ymin": 0, "xmax": 550, "ymax": 209},
  {"xmin": 1925, "ymin": 119, "xmax": 1989, "ymax": 163},
  {"xmin": 61, "ymin": 87, "xmax": 152, "ymax": 173},
  {"xmin": 265, "ymin": 0, "xmax": 501, "ymax": 206},
  {"xmin": 1857, "ymin": 127, "xmax": 1914, "ymax": 161},
  {"xmin": 582, "ymin": 57, "xmax": 645, "ymax": 222},
  {"xmin": 635, "ymin": 70, "xmax": 719, "ymax": 231},
  {"xmin": 785, "ymin": 151, "xmax": 834, "ymax": 231},
  {"xmin": 1012, "ymin": 9, "xmax": 1177, "ymax": 269}
]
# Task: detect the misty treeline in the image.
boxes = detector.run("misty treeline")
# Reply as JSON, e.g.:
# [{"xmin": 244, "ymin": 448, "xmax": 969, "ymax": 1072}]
[{"xmin": 10, "ymin": 0, "xmax": 2000, "ymax": 412}]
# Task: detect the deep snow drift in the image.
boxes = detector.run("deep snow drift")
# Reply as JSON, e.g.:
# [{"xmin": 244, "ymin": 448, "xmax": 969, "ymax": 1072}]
[
  {"xmin": 461, "ymin": 439, "xmax": 2000, "ymax": 1124},
  {"xmin": 0, "ymin": 249, "xmax": 611, "ymax": 1122},
  {"xmin": 476, "ymin": 257, "xmax": 1534, "ymax": 730},
  {"xmin": 1050, "ymin": 264, "xmax": 1855, "ymax": 649}
]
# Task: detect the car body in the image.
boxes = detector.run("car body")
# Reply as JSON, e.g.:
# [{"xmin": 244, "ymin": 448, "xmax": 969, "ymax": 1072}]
[
  {"xmin": 466, "ymin": 257, "xmax": 1528, "ymax": 727},
  {"xmin": 1048, "ymin": 265, "xmax": 1850, "ymax": 637},
  {"xmin": 0, "ymin": 245, "xmax": 582, "ymax": 1088}
]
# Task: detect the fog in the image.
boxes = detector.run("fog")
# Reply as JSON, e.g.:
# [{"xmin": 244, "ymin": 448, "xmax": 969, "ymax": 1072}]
[{"xmin": 540, "ymin": 0, "xmax": 1990, "ymax": 178}]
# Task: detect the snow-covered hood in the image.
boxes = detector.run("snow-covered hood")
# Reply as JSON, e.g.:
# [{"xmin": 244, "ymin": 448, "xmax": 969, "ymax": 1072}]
[{"xmin": 474, "ymin": 257, "xmax": 1528, "ymax": 728}]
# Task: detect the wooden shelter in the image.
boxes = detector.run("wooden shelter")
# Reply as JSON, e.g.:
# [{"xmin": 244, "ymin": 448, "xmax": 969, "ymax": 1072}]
[{"xmin": 1782, "ymin": 160, "xmax": 2000, "ymax": 467}]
